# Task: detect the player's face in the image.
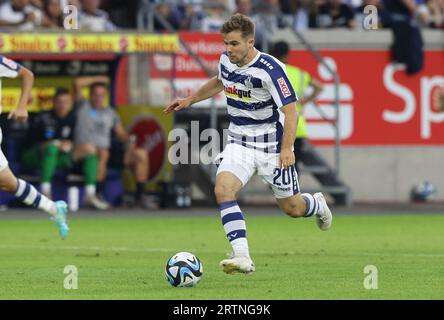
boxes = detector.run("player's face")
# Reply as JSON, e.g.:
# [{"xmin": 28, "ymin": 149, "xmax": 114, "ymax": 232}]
[
  {"xmin": 54, "ymin": 94, "xmax": 72, "ymax": 118},
  {"xmin": 90, "ymin": 86, "xmax": 107, "ymax": 108},
  {"xmin": 223, "ymin": 31, "xmax": 254, "ymax": 66}
]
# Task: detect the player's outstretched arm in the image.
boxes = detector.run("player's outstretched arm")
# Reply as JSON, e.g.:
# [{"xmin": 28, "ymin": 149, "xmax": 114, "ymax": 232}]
[
  {"xmin": 164, "ymin": 76, "xmax": 223, "ymax": 113},
  {"xmin": 8, "ymin": 66, "xmax": 34, "ymax": 123}
]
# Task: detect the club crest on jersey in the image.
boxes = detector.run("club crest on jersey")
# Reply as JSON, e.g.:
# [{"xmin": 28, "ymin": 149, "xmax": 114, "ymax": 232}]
[
  {"xmin": 277, "ymin": 77, "xmax": 291, "ymax": 98},
  {"xmin": 244, "ymin": 75, "xmax": 253, "ymax": 89},
  {"xmin": 224, "ymin": 84, "xmax": 251, "ymax": 100}
]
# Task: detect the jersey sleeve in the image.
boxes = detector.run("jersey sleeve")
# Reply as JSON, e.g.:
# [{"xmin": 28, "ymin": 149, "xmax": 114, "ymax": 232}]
[
  {"xmin": 264, "ymin": 62, "xmax": 298, "ymax": 108},
  {"xmin": 0, "ymin": 56, "xmax": 21, "ymax": 78}
]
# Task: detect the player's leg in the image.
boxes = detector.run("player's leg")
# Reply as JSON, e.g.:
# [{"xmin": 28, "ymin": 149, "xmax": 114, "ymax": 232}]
[
  {"xmin": 124, "ymin": 147, "xmax": 149, "ymax": 205},
  {"xmin": 40, "ymin": 142, "xmax": 60, "ymax": 198},
  {"xmin": 0, "ymin": 165, "xmax": 69, "ymax": 239},
  {"xmin": 73, "ymin": 144, "xmax": 108, "ymax": 210},
  {"xmin": 276, "ymin": 192, "xmax": 332, "ymax": 230},
  {"xmin": 96, "ymin": 148, "xmax": 110, "ymax": 199},
  {"xmin": 262, "ymin": 161, "xmax": 332, "ymax": 230},
  {"xmin": 214, "ymin": 145, "xmax": 256, "ymax": 274}
]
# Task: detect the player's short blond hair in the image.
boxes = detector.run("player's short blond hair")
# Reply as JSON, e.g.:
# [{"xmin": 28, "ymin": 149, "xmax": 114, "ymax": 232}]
[{"xmin": 220, "ymin": 13, "xmax": 255, "ymax": 39}]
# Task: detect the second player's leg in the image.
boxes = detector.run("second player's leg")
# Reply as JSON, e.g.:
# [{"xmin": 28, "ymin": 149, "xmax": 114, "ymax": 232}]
[
  {"xmin": 262, "ymin": 162, "xmax": 333, "ymax": 230},
  {"xmin": 276, "ymin": 193, "xmax": 307, "ymax": 218}
]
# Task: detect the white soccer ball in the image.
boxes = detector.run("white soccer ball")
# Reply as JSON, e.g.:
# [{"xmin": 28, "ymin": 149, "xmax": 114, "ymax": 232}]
[{"xmin": 165, "ymin": 252, "xmax": 203, "ymax": 287}]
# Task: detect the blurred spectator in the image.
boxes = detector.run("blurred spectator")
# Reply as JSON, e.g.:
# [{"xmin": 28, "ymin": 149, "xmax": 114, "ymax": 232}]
[
  {"xmin": 235, "ymin": 0, "xmax": 253, "ymax": 15},
  {"xmin": 20, "ymin": 88, "xmax": 108, "ymax": 210},
  {"xmin": 308, "ymin": 0, "xmax": 326, "ymax": 27},
  {"xmin": 417, "ymin": 0, "xmax": 444, "ymax": 28},
  {"xmin": 79, "ymin": 0, "xmax": 116, "ymax": 31},
  {"xmin": 271, "ymin": 41, "xmax": 324, "ymax": 171},
  {"xmin": 73, "ymin": 77, "xmax": 150, "ymax": 209},
  {"xmin": 21, "ymin": 88, "xmax": 75, "ymax": 199},
  {"xmin": 153, "ymin": 2, "xmax": 180, "ymax": 31},
  {"xmin": 381, "ymin": 0, "xmax": 424, "ymax": 74},
  {"xmin": 73, "ymin": 77, "xmax": 115, "ymax": 209},
  {"xmin": 201, "ymin": 0, "xmax": 227, "ymax": 32},
  {"xmin": 279, "ymin": 0, "xmax": 311, "ymax": 30},
  {"xmin": 0, "ymin": 0, "xmax": 44, "ymax": 30},
  {"xmin": 100, "ymin": 0, "xmax": 139, "ymax": 29},
  {"xmin": 252, "ymin": 0, "xmax": 285, "ymax": 51},
  {"xmin": 344, "ymin": 0, "xmax": 364, "ymax": 6},
  {"xmin": 316, "ymin": 0, "xmax": 357, "ymax": 28},
  {"xmin": 41, "ymin": 0, "xmax": 64, "ymax": 28},
  {"xmin": 120, "ymin": 135, "xmax": 152, "ymax": 208},
  {"xmin": 177, "ymin": 3, "xmax": 205, "ymax": 30}
]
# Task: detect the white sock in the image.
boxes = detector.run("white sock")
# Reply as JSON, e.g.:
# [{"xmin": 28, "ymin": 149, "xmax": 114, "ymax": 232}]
[
  {"xmin": 231, "ymin": 238, "xmax": 250, "ymax": 258},
  {"xmin": 41, "ymin": 182, "xmax": 51, "ymax": 196},
  {"xmin": 15, "ymin": 179, "xmax": 57, "ymax": 217},
  {"xmin": 219, "ymin": 200, "xmax": 250, "ymax": 258},
  {"xmin": 85, "ymin": 185, "xmax": 96, "ymax": 197},
  {"xmin": 301, "ymin": 193, "xmax": 322, "ymax": 217}
]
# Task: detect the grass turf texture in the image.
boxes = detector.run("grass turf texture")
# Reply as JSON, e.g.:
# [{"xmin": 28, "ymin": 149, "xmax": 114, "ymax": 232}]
[{"xmin": 0, "ymin": 213, "xmax": 443, "ymax": 299}]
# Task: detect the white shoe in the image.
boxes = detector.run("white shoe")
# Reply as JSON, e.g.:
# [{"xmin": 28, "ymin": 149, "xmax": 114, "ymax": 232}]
[
  {"xmin": 85, "ymin": 195, "xmax": 110, "ymax": 210},
  {"xmin": 314, "ymin": 192, "xmax": 332, "ymax": 231},
  {"xmin": 219, "ymin": 255, "xmax": 255, "ymax": 274}
]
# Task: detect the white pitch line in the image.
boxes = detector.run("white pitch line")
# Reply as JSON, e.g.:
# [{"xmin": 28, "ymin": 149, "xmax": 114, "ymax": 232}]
[{"xmin": 0, "ymin": 244, "xmax": 443, "ymax": 258}]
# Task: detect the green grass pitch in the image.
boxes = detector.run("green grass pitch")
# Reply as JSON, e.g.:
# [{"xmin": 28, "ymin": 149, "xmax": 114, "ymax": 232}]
[{"xmin": 0, "ymin": 212, "xmax": 443, "ymax": 299}]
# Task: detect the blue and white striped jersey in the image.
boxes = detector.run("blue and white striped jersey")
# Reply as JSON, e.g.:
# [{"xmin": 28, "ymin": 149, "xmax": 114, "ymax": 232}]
[
  {"xmin": 218, "ymin": 50, "xmax": 298, "ymax": 153},
  {"xmin": 0, "ymin": 55, "xmax": 21, "ymax": 114}
]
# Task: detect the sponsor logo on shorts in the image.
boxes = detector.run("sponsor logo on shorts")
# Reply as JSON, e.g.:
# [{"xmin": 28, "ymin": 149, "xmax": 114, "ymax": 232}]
[{"xmin": 2, "ymin": 57, "xmax": 18, "ymax": 70}]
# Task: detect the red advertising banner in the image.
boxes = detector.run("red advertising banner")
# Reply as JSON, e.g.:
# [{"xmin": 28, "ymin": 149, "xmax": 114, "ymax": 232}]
[
  {"xmin": 150, "ymin": 32, "xmax": 444, "ymax": 145},
  {"xmin": 289, "ymin": 50, "xmax": 444, "ymax": 146},
  {"xmin": 175, "ymin": 32, "xmax": 223, "ymax": 78}
]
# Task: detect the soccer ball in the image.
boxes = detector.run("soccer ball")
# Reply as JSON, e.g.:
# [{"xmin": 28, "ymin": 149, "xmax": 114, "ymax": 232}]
[{"xmin": 165, "ymin": 252, "xmax": 203, "ymax": 287}]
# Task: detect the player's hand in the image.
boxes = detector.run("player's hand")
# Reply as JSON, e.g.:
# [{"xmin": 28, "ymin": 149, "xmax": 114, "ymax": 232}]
[
  {"xmin": 279, "ymin": 148, "xmax": 295, "ymax": 170},
  {"xmin": 8, "ymin": 108, "xmax": 28, "ymax": 123},
  {"xmin": 163, "ymin": 98, "xmax": 192, "ymax": 114}
]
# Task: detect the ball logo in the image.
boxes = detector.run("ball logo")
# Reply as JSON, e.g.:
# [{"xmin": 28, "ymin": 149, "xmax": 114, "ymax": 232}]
[
  {"xmin": 278, "ymin": 77, "xmax": 291, "ymax": 98},
  {"xmin": 128, "ymin": 116, "xmax": 166, "ymax": 180}
]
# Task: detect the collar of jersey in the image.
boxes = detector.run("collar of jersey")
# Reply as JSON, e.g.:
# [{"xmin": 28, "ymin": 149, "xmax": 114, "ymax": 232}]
[{"xmin": 237, "ymin": 49, "xmax": 261, "ymax": 69}]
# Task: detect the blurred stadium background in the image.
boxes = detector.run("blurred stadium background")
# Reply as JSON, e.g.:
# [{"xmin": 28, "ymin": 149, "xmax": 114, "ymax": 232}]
[{"xmin": 0, "ymin": 0, "xmax": 443, "ymax": 299}]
